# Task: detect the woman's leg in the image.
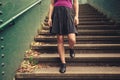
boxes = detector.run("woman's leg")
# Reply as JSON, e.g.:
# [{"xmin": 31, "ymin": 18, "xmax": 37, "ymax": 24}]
[
  {"xmin": 68, "ymin": 33, "xmax": 76, "ymax": 58},
  {"xmin": 57, "ymin": 35, "xmax": 66, "ymax": 73},
  {"xmin": 57, "ymin": 35, "xmax": 66, "ymax": 63}
]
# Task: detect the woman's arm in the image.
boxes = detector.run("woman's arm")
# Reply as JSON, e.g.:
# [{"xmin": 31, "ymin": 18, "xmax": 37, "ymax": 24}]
[
  {"xmin": 48, "ymin": 0, "xmax": 54, "ymax": 27},
  {"xmin": 73, "ymin": 0, "xmax": 79, "ymax": 25}
]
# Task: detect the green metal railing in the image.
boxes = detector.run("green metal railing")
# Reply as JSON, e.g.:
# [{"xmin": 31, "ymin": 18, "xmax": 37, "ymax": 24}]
[{"xmin": 0, "ymin": 0, "xmax": 42, "ymax": 31}]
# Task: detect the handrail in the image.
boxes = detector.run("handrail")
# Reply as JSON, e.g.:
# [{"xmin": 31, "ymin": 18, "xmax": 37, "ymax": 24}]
[{"xmin": 0, "ymin": 0, "xmax": 42, "ymax": 30}]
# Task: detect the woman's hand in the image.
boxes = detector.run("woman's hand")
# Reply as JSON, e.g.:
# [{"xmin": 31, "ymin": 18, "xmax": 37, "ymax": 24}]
[
  {"xmin": 74, "ymin": 16, "xmax": 79, "ymax": 25},
  {"xmin": 48, "ymin": 18, "xmax": 52, "ymax": 27}
]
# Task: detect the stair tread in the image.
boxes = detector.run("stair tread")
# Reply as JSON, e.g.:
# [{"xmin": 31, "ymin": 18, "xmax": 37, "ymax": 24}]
[
  {"xmin": 35, "ymin": 35, "xmax": 120, "ymax": 39},
  {"xmin": 36, "ymin": 53, "xmax": 120, "ymax": 58},
  {"xmin": 16, "ymin": 66, "xmax": 120, "ymax": 77},
  {"xmin": 31, "ymin": 43, "xmax": 120, "ymax": 47},
  {"xmin": 40, "ymin": 30, "xmax": 120, "ymax": 32}
]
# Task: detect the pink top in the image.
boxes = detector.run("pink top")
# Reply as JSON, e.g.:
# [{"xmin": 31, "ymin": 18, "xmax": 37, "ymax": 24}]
[{"xmin": 54, "ymin": 0, "xmax": 72, "ymax": 8}]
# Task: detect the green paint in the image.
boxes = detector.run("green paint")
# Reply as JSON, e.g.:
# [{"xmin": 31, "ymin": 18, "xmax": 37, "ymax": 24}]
[
  {"xmin": 79, "ymin": 0, "xmax": 88, "ymax": 4},
  {"xmin": 0, "ymin": 0, "xmax": 50, "ymax": 80},
  {"xmin": 88, "ymin": 0, "xmax": 120, "ymax": 23}
]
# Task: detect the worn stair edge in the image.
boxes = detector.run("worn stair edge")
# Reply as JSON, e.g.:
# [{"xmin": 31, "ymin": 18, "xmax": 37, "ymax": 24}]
[
  {"xmin": 15, "ymin": 66, "xmax": 120, "ymax": 80},
  {"xmin": 45, "ymin": 18, "xmax": 110, "ymax": 22},
  {"xmin": 39, "ymin": 30, "xmax": 120, "ymax": 32},
  {"xmin": 34, "ymin": 35, "xmax": 120, "ymax": 41},
  {"xmin": 24, "ymin": 53, "xmax": 120, "ymax": 66},
  {"xmin": 38, "ymin": 30, "xmax": 120, "ymax": 36},
  {"xmin": 44, "ymin": 21, "xmax": 114, "ymax": 25},
  {"xmin": 30, "ymin": 43, "xmax": 120, "ymax": 50},
  {"xmin": 42, "ymin": 24, "xmax": 120, "ymax": 28},
  {"xmin": 42, "ymin": 26, "xmax": 120, "ymax": 30}
]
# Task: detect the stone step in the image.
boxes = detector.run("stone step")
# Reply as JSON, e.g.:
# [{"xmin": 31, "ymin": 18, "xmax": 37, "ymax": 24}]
[
  {"xmin": 38, "ymin": 30, "xmax": 120, "ymax": 36},
  {"xmin": 79, "ymin": 18, "xmax": 110, "ymax": 21},
  {"xmin": 15, "ymin": 66, "xmax": 120, "ymax": 80},
  {"xmin": 79, "ymin": 12, "xmax": 101, "ymax": 14},
  {"xmin": 34, "ymin": 35, "xmax": 120, "ymax": 44},
  {"xmin": 79, "ymin": 9, "xmax": 98, "ymax": 13},
  {"xmin": 30, "ymin": 43, "xmax": 120, "ymax": 50},
  {"xmin": 45, "ymin": 17, "xmax": 109, "ymax": 22},
  {"xmin": 79, "ymin": 15, "xmax": 106, "ymax": 18},
  {"xmin": 79, "ymin": 15, "xmax": 106, "ymax": 17},
  {"xmin": 45, "ymin": 17, "xmax": 110, "ymax": 22},
  {"xmin": 79, "ymin": 17, "xmax": 111, "ymax": 21},
  {"xmin": 79, "ymin": 9, "xmax": 98, "ymax": 11},
  {"xmin": 24, "ymin": 52, "xmax": 120, "ymax": 66},
  {"xmin": 43, "ymin": 21, "xmax": 114, "ymax": 26},
  {"xmin": 77, "ymin": 25, "xmax": 120, "ymax": 30},
  {"xmin": 42, "ymin": 25, "xmax": 120, "ymax": 30},
  {"xmin": 78, "ymin": 12, "xmax": 103, "ymax": 15},
  {"xmin": 78, "ymin": 22, "xmax": 114, "ymax": 25}
]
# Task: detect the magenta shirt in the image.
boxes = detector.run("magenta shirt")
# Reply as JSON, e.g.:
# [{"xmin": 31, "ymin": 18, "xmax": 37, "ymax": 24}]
[{"xmin": 54, "ymin": 0, "xmax": 72, "ymax": 8}]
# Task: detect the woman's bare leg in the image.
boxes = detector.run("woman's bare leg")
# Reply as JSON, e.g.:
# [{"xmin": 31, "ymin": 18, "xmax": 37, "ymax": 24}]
[
  {"xmin": 57, "ymin": 35, "xmax": 66, "ymax": 63},
  {"xmin": 68, "ymin": 33, "xmax": 76, "ymax": 58},
  {"xmin": 57, "ymin": 35, "xmax": 66, "ymax": 73},
  {"xmin": 68, "ymin": 33, "xmax": 76, "ymax": 48}
]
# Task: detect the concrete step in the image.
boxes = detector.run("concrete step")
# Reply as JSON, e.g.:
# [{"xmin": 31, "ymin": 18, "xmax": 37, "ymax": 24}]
[
  {"xmin": 79, "ymin": 12, "xmax": 101, "ymax": 14},
  {"xmin": 78, "ymin": 14, "xmax": 105, "ymax": 18},
  {"xmin": 30, "ymin": 43, "xmax": 120, "ymax": 51},
  {"xmin": 77, "ymin": 25, "xmax": 120, "ymax": 30},
  {"xmin": 78, "ymin": 22, "xmax": 114, "ymax": 25},
  {"xmin": 79, "ymin": 9, "xmax": 98, "ymax": 13},
  {"xmin": 79, "ymin": 17, "xmax": 111, "ymax": 21},
  {"xmin": 79, "ymin": 18, "xmax": 110, "ymax": 21},
  {"xmin": 43, "ymin": 21, "xmax": 114, "ymax": 26},
  {"xmin": 45, "ymin": 17, "xmax": 110, "ymax": 22},
  {"xmin": 78, "ymin": 12, "xmax": 103, "ymax": 15},
  {"xmin": 15, "ymin": 66, "xmax": 120, "ymax": 80},
  {"xmin": 42, "ymin": 25, "xmax": 120, "ymax": 30},
  {"xmin": 24, "ymin": 52, "xmax": 120, "ymax": 66},
  {"xmin": 34, "ymin": 35, "xmax": 120, "ymax": 44},
  {"xmin": 38, "ymin": 29, "xmax": 120, "ymax": 36},
  {"xmin": 45, "ymin": 17, "xmax": 109, "ymax": 22},
  {"xmin": 79, "ymin": 15, "xmax": 106, "ymax": 18}
]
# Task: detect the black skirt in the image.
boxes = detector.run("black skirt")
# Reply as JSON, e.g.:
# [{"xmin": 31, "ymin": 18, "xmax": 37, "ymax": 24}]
[{"xmin": 50, "ymin": 6, "xmax": 78, "ymax": 35}]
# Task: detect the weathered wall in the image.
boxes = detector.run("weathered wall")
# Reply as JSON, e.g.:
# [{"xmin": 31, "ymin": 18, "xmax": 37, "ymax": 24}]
[
  {"xmin": 0, "ymin": 0, "xmax": 50, "ymax": 80},
  {"xmin": 87, "ymin": 0, "xmax": 120, "ymax": 23},
  {"xmin": 79, "ymin": 0, "xmax": 88, "ymax": 4}
]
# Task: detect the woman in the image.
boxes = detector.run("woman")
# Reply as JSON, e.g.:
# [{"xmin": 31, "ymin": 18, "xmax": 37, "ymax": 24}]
[{"xmin": 48, "ymin": 0, "xmax": 79, "ymax": 73}]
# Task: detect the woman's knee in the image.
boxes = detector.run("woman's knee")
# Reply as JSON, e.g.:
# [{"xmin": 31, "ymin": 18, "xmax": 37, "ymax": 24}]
[
  {"xmin": 57, "ymin": 35, "xmax": 64, "ymax": 44},
  {"xmin": 69, "ymin": 38, "xmax": 76, "ymax": 44},
  {"xmin": 68, "ymin": 33, "xmax": 76, "ymax": 44}
]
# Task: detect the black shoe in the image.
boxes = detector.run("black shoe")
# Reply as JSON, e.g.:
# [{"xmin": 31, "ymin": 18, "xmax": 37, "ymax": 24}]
[
  {"xmin": 70, "ymin": 49, "xmax": 75, "ymax": 58},
  {"xmin": 59, "ymin": 63, "xmax": 66, "ymax": 73}
]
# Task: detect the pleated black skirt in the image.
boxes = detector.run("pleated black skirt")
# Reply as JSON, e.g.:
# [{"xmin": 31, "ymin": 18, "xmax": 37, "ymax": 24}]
[{"xmin": 50, "ymin": 6, "xmax": 78, "ymax": 35}]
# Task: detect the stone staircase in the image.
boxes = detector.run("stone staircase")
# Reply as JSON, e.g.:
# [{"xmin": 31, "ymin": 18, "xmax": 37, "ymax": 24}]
[{"xmin": 15, "ymin": 4, "xmax": 120, "ymax": 80}]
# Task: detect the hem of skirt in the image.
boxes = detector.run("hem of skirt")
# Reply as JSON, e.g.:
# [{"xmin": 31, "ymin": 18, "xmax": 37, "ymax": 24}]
[{"xmin": 50, "ymin": 32, "xmax": 78, "ymax": 35}]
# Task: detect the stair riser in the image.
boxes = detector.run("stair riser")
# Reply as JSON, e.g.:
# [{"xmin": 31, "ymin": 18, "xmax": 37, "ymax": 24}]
[
  {"xmin": 42, "ymin": 25, "xmax": 120, "ymax": 30},
  {"xmin": 33, "ymin": 49, "xmax": 120, "ymax": 54},
  {"xmin": 79, "ymin": 15, "xmax": 106, "ymax": 17},
  {"xmin": 34, "ymin": 40, "xmax": 120, "ymax": 44},
  {"xmin": 15, "ymin": 75, "xmax": 120, "ymax": 80},
  {"xmin": 45, "ymin": 19, "xmax": 109, "ymax": 22},
  {"xmin": 24, "ymin": 58, "xmax": 120, "ymax": 66},
  {"xmin": 31, "ymin": 46, "xmax": 120, "ymax": 51},
  {"xmin": 78, "ymin": 22, "xmax": 114, "ymax": 25},
  {"xmin": 43, "ymin": 22, "xmax": 114, "ymax": 26},
  {"xmin": 38, "ymin": 32, "xmax": 120, "ymax": 36},
  {"xmin": 34, "ymin": 36, "xmax": 120, "ymax": 44}
]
